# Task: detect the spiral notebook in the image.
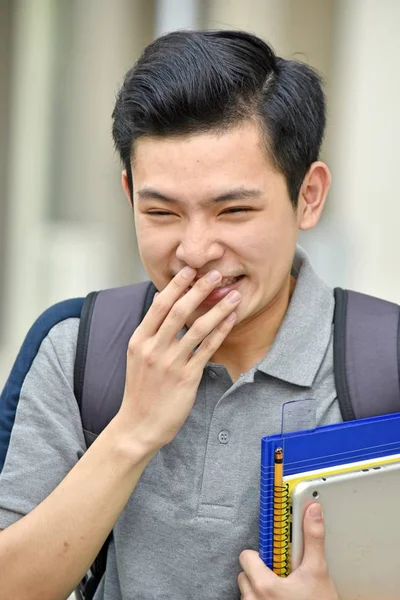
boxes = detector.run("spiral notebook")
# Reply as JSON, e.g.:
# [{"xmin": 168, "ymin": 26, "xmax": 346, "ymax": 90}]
[{"xmin": 259, "ymin": 410, "xmax": 400, "ymax": 574}]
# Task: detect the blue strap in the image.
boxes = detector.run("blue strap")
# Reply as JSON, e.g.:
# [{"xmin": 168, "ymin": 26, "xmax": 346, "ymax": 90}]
[{"xmin": 0, "ymin": 298, "xmax": 84, "ymax": 472}]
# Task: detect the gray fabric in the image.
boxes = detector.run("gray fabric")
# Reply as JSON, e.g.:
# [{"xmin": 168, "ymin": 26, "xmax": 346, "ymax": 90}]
[
  {"xmin": 0, "ymin": 320, "xmax": 85, "ymax": 525},
  {"xmin": 345, "ymin": 291, "xmax": 400, "ymax": 418},
  {"xmin": 0, "ymin": 246, "xmax": 342, "ymax": 600}
]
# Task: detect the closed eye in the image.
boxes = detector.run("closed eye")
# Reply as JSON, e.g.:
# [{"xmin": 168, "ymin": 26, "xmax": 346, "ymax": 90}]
[
  {"xmin": 147, "ymin": 210, "xmax": 176, "ymax": 216},
  {"xmin": 220, "ymin": 207, "xmax": 252, "ymax": 214},
  {"xmin": 147, "ymin": 207, "xmax": 253, "ymax": 217}
]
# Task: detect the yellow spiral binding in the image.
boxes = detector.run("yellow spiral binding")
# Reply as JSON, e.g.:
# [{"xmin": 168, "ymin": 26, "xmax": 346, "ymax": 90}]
[{"xmin": 272, "ymin": 481, "xmax": 290, "ymax": 576}]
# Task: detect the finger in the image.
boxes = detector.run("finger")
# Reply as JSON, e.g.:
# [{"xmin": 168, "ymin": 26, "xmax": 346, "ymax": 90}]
[
  {"xmin": 188, "ymin": 311, "xmax": 237, "ymax": 368},
  {"xmin": 237, "ymin": 571, "xmax": 257, "ymax": 599},
  {"xmin": 155, "ymin": 269, "xmax": 227, "ymax": 345},
  {"xmin": 301, "ymin": 502, "xmax": 328, "ymax": 575},
  {"xmin": 238, "ymin": 550, "xmax": 276, "ymax": 592},
  {"xmin": 180, "ymin": 290, "xmax": 241, "ymax": 355},
  {"xmin": 138, "ymin": 267, "xmax": 197, "ymax": 337}
]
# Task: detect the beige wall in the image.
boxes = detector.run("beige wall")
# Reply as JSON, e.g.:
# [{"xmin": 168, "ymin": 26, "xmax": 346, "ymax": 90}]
[
  {"xmin": 0, "ymin": 0, "xmax": 399, "ymax": 382},
  {"xmin": 0, "ymin": 0, "xmax": 155, "ymax": 379},
  {"xmin": 0, "ymin": 1, "xmax": 12, "ymax": 343},
  {"xmin": 328, "ymin": 0, "xmax": 400, "ymax": 299}
]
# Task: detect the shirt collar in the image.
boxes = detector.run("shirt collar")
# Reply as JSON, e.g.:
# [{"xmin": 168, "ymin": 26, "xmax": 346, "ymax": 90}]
[{"xmin": 255, "ymin": 245, "xmax": 334, "ymax": 387}]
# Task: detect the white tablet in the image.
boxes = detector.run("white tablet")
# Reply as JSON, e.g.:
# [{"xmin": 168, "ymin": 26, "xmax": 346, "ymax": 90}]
[{"xmin": 291, "ymin": 462, "xmax": 400, "ymax": 600}]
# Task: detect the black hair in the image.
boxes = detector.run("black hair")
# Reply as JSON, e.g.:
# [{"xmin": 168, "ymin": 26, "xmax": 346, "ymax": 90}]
[{"xmin": 112, "ymin": 29, "xmax": 326, "ymax": 207}]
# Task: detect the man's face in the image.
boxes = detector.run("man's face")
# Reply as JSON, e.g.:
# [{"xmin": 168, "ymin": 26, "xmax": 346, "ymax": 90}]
[{"xmin": 130, "ymin": 121, "xmax": 305, "ymax": 327}]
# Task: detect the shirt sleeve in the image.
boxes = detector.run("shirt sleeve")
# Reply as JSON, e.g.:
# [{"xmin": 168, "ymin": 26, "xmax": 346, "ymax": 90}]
[{"xmin": 0, "ymin": 318, "xmax": 86, "ymax": 529}]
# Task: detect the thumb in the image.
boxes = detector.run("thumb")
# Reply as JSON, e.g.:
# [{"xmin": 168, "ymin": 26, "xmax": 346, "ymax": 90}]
[{"xmin": 301, "ymin": 502, "xmax": 328, "ymax": 575}]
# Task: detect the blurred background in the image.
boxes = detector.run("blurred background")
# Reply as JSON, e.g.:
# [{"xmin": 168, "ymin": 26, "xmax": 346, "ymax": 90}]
[{"xmin": 0, "ymin": 0, "xmax": 399, "ymax": 383}]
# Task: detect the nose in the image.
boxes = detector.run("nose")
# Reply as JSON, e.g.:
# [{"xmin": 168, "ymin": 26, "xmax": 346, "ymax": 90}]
[{"xmin": 175, "ymin": 222, "xmax": 224, "ymax": 269}]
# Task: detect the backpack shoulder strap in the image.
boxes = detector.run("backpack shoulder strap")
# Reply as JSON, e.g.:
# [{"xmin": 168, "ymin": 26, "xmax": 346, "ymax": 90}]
[
  {"xmin": 74, "ymin": 280, "xmax": 157, "ymax": 435},
  {"xmin": 73, "ymin": 280, "xmax": 156, "ymax": 600},
  {"xmin": 74, "ymin": 291, "xmax": 99, "ymax": 413},
  {"xmin": 333, "ymin": 288, "xmax": 400, "ymax": 421},
  {"xmin": 0, "ymin": 298, "xmax": 84, "ymax": 473}
]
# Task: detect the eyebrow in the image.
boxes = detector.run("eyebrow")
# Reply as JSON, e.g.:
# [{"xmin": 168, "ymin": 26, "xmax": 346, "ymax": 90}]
[{"xmin": 136, "ymin": 187, "xmax": 263, "ymax": 205}]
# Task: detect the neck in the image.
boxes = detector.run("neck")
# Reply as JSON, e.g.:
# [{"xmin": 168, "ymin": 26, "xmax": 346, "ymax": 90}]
[{"xmin": 211, "ymin": 275, "xmax": 296, "ymax": 381}]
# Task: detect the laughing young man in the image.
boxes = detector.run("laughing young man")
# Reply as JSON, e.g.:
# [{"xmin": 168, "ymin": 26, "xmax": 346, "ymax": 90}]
[{"xmin": 0, "ymin": 30, "xmax": 339, "ymax": 599}]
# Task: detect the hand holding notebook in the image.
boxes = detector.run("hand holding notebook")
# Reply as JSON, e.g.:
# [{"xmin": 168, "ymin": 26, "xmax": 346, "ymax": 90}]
[
  {"xmin": 259, "ymin": 406, "xmax": 400, "ymax": 600},
  {"xmin": 239, "ymin": 503, "xmax": 338, "ymax": 599}
]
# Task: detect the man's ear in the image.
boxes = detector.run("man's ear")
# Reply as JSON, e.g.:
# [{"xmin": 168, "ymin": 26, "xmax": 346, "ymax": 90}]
[
  {"xmin": 122, "ymin": 170, "xmax": 133, "ymax": 208},
  {"xmin": 297, "ymin": 162, "xmax": 331, "ymax": 231}
]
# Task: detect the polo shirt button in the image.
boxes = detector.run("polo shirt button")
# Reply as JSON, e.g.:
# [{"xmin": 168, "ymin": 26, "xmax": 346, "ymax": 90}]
[
  {"xmin": 208, "ymin": 370, "xmax": 218, "ymax": 380},
  {"xmin": 218, "ymin": 430, "xmax": 230, "ymax": 444}
]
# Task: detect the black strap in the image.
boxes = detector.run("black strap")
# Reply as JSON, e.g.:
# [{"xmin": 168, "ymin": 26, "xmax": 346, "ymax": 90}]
[
  {"xmin": 398, "ymin": 305, "xmax": 400, "ymax": 392},
  {"xmin": 83, "ymin": 533, "xmax": 113, "ymax": 599},
  {"xmin": 74, "ymin": 290, "xmax": 109, "ymax": 600},
  {"xmin": 74, "ymin": 283, "xmax": 156, "ymax": 599},
  {"xmin": 74, "ymin": 291, "xmax": 98, "ymax": 410},
  {"xmin": 333, "ymin": 288, "xmax": 355, "ymax": 421}
]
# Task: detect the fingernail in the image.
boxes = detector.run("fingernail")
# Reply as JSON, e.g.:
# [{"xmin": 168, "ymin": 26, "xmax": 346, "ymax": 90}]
[
  {"xmin": 308, "ymin": 503, "xmax": 323, "ymax": 520},
  {"xmin": 182, "ymin": 266, "xmax": 196, "ymax": 279},
  {"xmin": 227, "ymin": 290, "xmax": 241, "ymax": 303},
  {"xmin": 207, "ymin": 270, "xmax": 221, "ymax": 283}
]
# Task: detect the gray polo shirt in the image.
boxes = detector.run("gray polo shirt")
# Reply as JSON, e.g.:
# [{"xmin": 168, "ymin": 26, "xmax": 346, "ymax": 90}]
[{"xmin": 0, "ymin": 246, "xmax": 342, "ymax": 599}]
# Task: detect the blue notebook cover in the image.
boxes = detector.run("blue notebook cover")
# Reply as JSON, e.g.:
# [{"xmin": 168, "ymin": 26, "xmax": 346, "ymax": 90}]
[{"xmin": 259, "ymin": 410, "xmax": 400, "ymax": 568}]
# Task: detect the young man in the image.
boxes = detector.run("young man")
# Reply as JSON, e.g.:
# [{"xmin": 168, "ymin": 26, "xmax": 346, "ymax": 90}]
[{"xmin": 0, "ymin": 30, "xmax": 339, "ymax": 599}]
